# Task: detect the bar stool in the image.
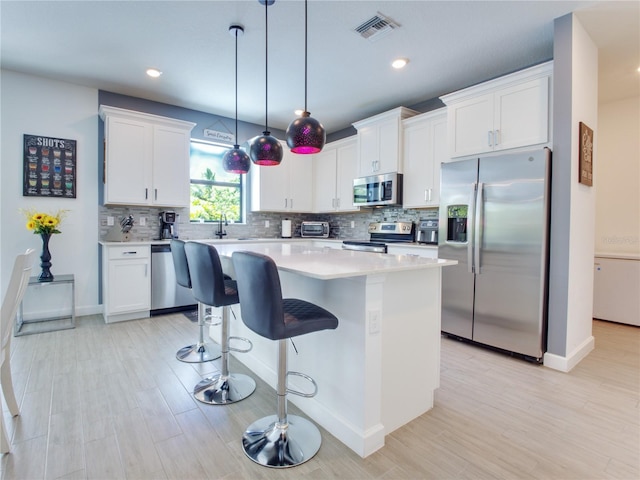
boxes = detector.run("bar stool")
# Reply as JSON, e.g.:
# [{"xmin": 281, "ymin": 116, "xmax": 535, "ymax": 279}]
[
  {"xmin": 231, "ymin": 251, "xmax": 339, "ymax": 468},
  {"xmin": 185, "ymin": 241, "xmax": 256, "ymax": 405},
  {"xmin": 171, "ymin": 239, "xmax": 221, "ymax": 363}
]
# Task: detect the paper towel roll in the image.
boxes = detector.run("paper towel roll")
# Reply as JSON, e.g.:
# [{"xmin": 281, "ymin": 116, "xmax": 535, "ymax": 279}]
[{"xmin": 281, "ymin": 219, "xmax": 292, "ymax": 238}]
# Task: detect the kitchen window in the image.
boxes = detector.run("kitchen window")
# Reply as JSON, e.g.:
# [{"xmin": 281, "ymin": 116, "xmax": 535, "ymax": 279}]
[{"xmin": 189, "ymin": 139, "xmax": 245, "ymax": 223}]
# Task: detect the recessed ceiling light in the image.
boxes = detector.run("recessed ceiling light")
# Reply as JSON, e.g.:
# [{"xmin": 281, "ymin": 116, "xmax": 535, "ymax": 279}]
[
  {"xmin": 392, "ymin": 58, "xmax": 409, "ymax": 69},
  {"xmin": 146, "ymin": 68, "xmax": 162, "ymax": 78}
]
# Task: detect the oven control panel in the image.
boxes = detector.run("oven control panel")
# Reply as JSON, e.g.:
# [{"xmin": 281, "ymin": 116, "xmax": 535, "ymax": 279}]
[{"xmin": 368, "ymin": 222, "xmax": 413, "ymax": 234}]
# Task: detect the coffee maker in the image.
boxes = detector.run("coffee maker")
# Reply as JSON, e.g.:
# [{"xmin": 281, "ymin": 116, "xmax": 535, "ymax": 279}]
[{"xmin": 159, "ymin": 211, "xmax": 178, "ymax": 239}]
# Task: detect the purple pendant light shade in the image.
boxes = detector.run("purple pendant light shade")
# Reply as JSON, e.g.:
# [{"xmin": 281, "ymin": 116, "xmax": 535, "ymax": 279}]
[
  {"xmin": 285, "ymin": 0, "xmax": 325, "ymax": 154},
  {"xmin": 223, "ymin": 24, "xmax": 251, "ymax": 174},
  {"xmin": 250, "ymin": 0, "xmax": 283, "ymax": 166}
]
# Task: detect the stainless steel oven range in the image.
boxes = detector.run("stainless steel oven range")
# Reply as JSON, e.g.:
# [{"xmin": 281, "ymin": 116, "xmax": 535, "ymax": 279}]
[{"xmin": 342, "ymin": 221, "xmax": 415, "ymax": 253}]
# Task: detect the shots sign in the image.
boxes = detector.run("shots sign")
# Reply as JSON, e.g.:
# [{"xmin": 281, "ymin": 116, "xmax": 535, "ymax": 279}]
[{"xmin": 23, "ymin": 134, "xmax": 76, "ymax": 198}]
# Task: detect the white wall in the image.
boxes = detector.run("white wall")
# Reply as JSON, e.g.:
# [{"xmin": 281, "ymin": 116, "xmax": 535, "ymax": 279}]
[
  {"xmin": 565, "ymin": 17, "xmax": 598, "ymax": 364},
  {"xmin": 545, "ymin": 14, "xmax": 597, "ymax": 371},
  {"xmin": 0, "ymin": 70, "xmax": 100, "ymax": 316},
  {"xmin": 595, "ymin": 96, "xmax": 640, "ymax": 255}
]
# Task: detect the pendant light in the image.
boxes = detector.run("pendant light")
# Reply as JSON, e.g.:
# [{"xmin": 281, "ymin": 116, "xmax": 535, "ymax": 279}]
[
  {"xmin": 285, "ymin": 0, "xmax": 326, "ymax": 154},
  {"xmin": 223, "ymin": 24, "xmax": 251, "ymax": 174},
  {"xmin": 249, "ymin": 0, "xmax": 283, "ymax": 166}
]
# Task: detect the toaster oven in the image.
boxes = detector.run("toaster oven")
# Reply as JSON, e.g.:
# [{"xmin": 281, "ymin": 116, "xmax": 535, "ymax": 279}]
[{"xmin": 300, "ymin": 221, "xmax": 330, "ymax": 238}]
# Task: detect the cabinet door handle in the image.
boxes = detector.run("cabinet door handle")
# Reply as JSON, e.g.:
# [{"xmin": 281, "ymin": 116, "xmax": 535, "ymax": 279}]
[
  {"xmin": 145, "ymin": 188, "xmax": 148, "ymax": 200},
  {"xmin": 122, "ymin": 251, "xmax": 138, "ymax": 255},
  {"xmin": 487, "ymin": 131, "xmax": 493, "ymax": 147},
  {"xmin": 290, "ymin": 198, "xmax": 293, "ymax": 209},
  {"xmin": 154, "ymin": 188, "xmax": 158, "ymax": 200},
  {"xmin": 494, "ymin": 129, "xmax": 500, "ymax": 145},
  {"xmin": 427, "ymin": 188, "xmax": 432, "ymax": 202},
  {"xmin": 336, "ymin": 198, "xmax": 340, "ymax": 208}
]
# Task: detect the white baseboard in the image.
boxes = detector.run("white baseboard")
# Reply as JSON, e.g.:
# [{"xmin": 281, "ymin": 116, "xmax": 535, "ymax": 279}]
[
  {"xmin": 543, "ymin": 335, "xmax": 595, "ymax": 372},
  {"xmin": 76, "ymin": 304, "xmax": 103, "ymax": 317}
]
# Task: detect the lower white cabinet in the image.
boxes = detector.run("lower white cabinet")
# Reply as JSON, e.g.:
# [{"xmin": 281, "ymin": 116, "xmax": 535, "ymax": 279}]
[
  {"xmin": 101, "ymin": 244, "xmax": 151, "ymax": 323},
  {"xmin": 402, "ymin": 109, "xmax": 447, "ymax": 208},
  {"xmin": 313, "ymin": 136, "xmax": 359, "ymax": 213}
]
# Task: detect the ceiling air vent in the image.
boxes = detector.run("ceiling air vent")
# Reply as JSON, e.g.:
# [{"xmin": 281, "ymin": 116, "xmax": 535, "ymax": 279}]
[{"xmin": 354, "ymin": 12, "xmax": 400, "ymax": 42}]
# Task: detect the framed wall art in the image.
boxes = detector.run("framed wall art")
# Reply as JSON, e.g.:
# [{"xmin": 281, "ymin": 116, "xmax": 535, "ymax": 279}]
[
  {"xmin": 578, "ymin": 122, "xmax": 593, "ymax": 186},
  {"xmin": 23, "ymin": 134, "xmax": 76, "ymax": 198}
]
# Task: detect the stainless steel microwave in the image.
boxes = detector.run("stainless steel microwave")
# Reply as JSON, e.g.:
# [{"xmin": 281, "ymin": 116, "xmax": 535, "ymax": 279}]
[
  {"xmin": 353, "ymin": 172, "xmax": 403, "ymax": 207},
  {"xmin": 300, "ymin": 221, "xmax": 330, "ymax": 238}
]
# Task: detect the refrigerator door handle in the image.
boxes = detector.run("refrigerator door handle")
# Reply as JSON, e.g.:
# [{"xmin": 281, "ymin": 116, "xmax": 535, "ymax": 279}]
[
  {"xmin": 475, "ymin": 182, "xmax": 484, "ymax": 274},
  {"xmin": 468, "ymin": 183, "xmax": 477, "ymax": 273}
]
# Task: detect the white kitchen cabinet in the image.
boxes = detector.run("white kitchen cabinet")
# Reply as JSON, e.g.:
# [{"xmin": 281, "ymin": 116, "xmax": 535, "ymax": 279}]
[
  {"xmin": 99, "ymin": 105, "xmax": 195, "ymax": 207},
  {"xmin": 101, "ymin": 244, "xmax": 151, "ymax": 323},
  {"xmin": 250, "ymin": 140, "xmax": 313, "ymax": 212},
  {"xmin": 593, "ymin": 256, "xmax": 640, "ymax": 326},
  {"xmin": 402, "ymin": 108, "xmax": 448, "ymax": 208},
  {"xmin": 441, "ymin": 61, "xmax": 552, "ymax": 158},
  {"xmin": 353, "ymin": 107, "xmax": 418, "ymax": 176},
  {"xmin": 313, "ymin": 136, "xmax": 359, "ymax": 213}
]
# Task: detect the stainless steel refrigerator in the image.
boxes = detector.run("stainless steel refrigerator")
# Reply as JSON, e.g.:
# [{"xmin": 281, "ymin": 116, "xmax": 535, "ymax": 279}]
[{"xmin": 438, "ymin": 148, "xmax": 551, "ymax": 361}]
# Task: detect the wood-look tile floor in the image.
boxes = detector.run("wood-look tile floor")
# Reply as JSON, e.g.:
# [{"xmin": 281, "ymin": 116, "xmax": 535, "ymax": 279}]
[{"xmin": 1, "ymin": 315, "xmax": 638, "ymax": 479}]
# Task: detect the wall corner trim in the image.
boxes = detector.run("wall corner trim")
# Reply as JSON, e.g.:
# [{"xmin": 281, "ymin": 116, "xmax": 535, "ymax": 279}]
[{"xmin": 543, "ymin": 335, "xmax": 595, "ymax": 372}]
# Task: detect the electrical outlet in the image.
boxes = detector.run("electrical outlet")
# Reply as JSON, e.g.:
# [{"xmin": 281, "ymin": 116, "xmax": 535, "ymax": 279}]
[
  {"xmin": 265, "ymin": 220, "xmax": 270, "ymax": 228},
  {"xmin": 368, "ymin": 310, "xmax": 381, "ymax": 334},
  {"xmin": 107, "ymin": 216, "xmax": 114, "ymax": 226},
  {"xmin": 139, "ymin": 217, "xmax": 146, "ymax": 226},
  {"xmin": 351, "ymin": 221, "xmax": 355, "ymax": 228}
]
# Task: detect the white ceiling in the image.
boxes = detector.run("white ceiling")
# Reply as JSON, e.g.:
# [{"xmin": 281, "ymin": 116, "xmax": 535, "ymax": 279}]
[{"xmin": 1, "ymin": 0, "xmax": 638, "ymax": 135}]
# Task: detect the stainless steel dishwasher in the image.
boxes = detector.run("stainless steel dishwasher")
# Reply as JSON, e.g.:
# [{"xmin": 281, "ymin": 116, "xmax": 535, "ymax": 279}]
[{"xmin": 151, "ymin": 244, "xmax": 196, "ymax": 315}]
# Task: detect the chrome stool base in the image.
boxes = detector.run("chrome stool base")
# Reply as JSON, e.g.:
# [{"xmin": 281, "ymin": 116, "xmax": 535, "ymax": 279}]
[
  {"xmin": 194, "ymin": 373, "xmax": 256, "ymax": 405},
  {"xmin": 242, "ymin": 414, "xmax": 321, "ymax": 468},
  {"xmin": 176, "ymin": 343, "xmax": 221, "ymax": 363}
]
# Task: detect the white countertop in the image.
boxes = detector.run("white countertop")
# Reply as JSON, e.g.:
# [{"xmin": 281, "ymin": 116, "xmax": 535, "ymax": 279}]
[
  {"xmin": 99, "ymin": 237, "xmax": 438, "ymax": 251},
  {"xmin": 208, "ymin": 241, "xmax": 455, "ymax": 280}
]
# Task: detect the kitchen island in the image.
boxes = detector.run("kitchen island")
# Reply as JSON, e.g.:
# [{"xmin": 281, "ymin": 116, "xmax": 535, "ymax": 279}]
[{"xmin": 207, "ymin": 242, "xmax": 456, "ymax": 458}]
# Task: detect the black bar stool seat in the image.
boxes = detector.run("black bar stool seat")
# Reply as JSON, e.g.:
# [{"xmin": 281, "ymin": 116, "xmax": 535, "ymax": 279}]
[{"xmin": 232, "ymin": 250, "xmax": 338, "ymax": 468}]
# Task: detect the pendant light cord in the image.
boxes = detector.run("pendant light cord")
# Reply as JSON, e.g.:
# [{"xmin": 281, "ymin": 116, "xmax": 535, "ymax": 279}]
[
  {"xmin": 304, "ymin": 0, "xmax": 308, "ymax": 113},
  {"xmin": 234, "ymin": 28, "xmax": 239, "ymax": 146},
  {"xmin": 264, "ymin": 0, "xmax": 269, "ymax": 132}
]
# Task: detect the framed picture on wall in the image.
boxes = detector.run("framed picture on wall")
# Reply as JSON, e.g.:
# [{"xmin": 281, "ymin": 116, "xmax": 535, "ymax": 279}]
[
  {"xmin": 23, "ymin": 134, "xmax": 77, "ymax": 198},
  {"xmin": 578, "ymin": 122, "xmax": 593, "ymax": 186}
]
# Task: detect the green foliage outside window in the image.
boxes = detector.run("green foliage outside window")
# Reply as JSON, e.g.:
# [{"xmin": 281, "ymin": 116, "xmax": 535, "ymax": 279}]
[{"xmin": 190, "ymin": 140, "xmax": 244, "ymax": 223}]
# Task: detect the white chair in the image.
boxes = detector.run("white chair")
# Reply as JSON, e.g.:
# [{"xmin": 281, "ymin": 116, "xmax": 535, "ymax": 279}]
[{"xmin": 1, "ymin": 248, "xmax": 36, "ymax": 454}]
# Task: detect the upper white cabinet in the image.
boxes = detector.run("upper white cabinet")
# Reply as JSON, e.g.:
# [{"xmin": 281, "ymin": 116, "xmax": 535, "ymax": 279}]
[
  {"xmin": 440, "ymin": 61, "xmax": 552, "ymax": 158},
  {"xmin": 313, "ymin": 136, "xmax": 359, "ymax": 213},
  {"xmin": 353, "ymin": 107, "xmax": 418, "ymax": 176},
  {"xmin": 250, "ymin": 141, "xmax": 313, "ymax": 213},
  {"xmin": 402, "ymin": 108, "xmax": 448, "ymax": 208},
  {"xmin": 99, "ymin": 105, "xmax": 195, "ymax": 207}
]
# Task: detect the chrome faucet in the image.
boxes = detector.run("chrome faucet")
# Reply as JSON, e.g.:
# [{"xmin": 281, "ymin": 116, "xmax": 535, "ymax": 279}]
[{"xmin": 216, "ymin": 214, "xmax": 228, "ymax": 239}]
